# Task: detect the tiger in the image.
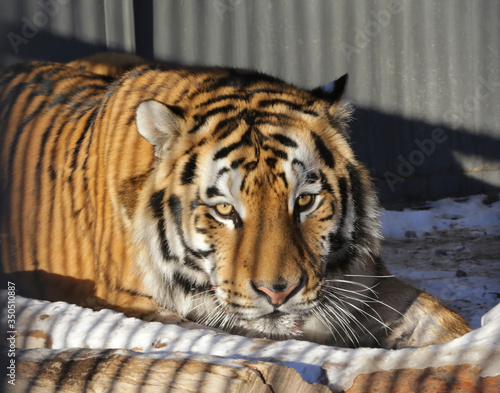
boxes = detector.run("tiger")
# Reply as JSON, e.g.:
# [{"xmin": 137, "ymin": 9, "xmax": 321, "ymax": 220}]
[
  {"xmin": 66, "ymin": 51, "xmax": 153, "ymax": 78},
  {"xmin": 0, "ymin": 54, "xmax": 470, "ymax": 349}
]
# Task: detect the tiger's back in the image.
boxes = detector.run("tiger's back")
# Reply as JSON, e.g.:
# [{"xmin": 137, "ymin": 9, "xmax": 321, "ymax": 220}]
[
  {"xmin": 0, "ymin": 62, "xmax": 153, "ymax": 311},
  {"xmin": 0, "ymin": 57, "xmax": 471, "ymax": 348},
  {"xmin": 0, "ymin": 63, "xmax": 100, "ymax": 281}
]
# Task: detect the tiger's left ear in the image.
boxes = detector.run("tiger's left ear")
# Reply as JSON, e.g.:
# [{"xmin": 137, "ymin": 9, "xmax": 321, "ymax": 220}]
[
  {"xmin": 310, "ymin": 74, "xmax": 348, "ymax": 104},
  {"xmin": 136, "ymin": 100, "xmax": 184, "ymax": 157}
]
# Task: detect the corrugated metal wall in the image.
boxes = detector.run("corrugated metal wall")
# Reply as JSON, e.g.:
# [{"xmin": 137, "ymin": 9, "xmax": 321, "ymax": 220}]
[{"xmin": 1, "ymin": 0, "xmax": 499, "ymax": 205}]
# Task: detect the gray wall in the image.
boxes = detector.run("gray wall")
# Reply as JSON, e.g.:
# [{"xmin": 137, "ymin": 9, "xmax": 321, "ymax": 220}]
[{"xmin": 1, "ymin": 0, "xmax": 499, "ymax": 206}]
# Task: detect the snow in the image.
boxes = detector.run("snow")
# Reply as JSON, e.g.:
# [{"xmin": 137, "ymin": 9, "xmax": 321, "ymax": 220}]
[
  {"xmin": 381, "ymin": 194, "xmax": 500, "ymax": 238},
  {"xmin": 2, "ymin": 194, "xmax": 500, "ymax": 389},
  {"xmin": 5, "ymin": 293, "xmax": 500, "ymax": 389}
]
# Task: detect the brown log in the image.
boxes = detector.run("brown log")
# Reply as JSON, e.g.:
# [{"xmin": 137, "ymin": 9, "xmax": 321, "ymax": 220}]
[
  {"xmin": 346, "ymin": 364, "xmax": 500, "ymax": 393},
  {"xmin": 4, "ymin": 348, "xmax": 332, "ymax": 393}
]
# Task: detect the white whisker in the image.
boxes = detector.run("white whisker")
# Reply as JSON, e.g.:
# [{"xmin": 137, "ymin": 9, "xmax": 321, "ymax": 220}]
[
  {"xmin": 319, "ymin": 310, "xmax": 354, "ymax": 346},
  {"xmin": 312, "ymin": 307, "xmax": 351, "ymax": 345},
  {"xmin": 324, "ymin": 282, "xmax": 409, "ymax": 321},
  {"xmin": 343, "ymin": 274, "xmax": 395, "ymax": 279},
  {"xmin": 187, "ymin": 301, "xmax": 209, "ymax": 314},
  {"xmin": 340, "ymin": 296, "xmax": 389, "ymax": 332},
  {"xmin": 330, "ymin": 292, "xmax": 390, "ymax": 334},
  {"xmin": 190, "ymin": 289, "xmax": 214, "ymax": 300},
  {"xmin": 322, "ymin": 290, "xmax": 382, "ymax": 346},
  {"xmin": 311, "ymin": 308, "xmax": 336, "ymax": 339},
  {"xmin": 198, "ymin": 298, "xmax": 225, "ymax": 326},
  {"xmin": 318, "ymin": 295, "xmax": 360, "ymax": 346},
  {"xmin": 327, "ymin": 288, "xmax": 388, "ymax": 324},
  {"xmin": 187, "ymin": 289, "xmax": 217, "ymax": 316},
  {"xmin": 325, "ymin": 278, "xmax": 380, "ymax": 295},
  {"xmin": 323, "ymin": 282, "xmax": 379, "ymax": 295}
]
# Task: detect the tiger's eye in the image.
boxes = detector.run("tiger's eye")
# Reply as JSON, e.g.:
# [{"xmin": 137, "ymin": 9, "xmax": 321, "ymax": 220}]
[
  {"xmin": 297, "ymin": 194, "xmax": 313, "ymax": 208},
  {"xmin": 296, "ymin": 194, "xmax": 316, "ymax": 213},
  {"xmin": 215, "ymin": 203, "xmax": 234, "ymax": 216}
]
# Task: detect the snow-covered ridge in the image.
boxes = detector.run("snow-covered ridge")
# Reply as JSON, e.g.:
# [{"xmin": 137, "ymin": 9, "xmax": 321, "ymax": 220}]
[{"xmin": 3, "ymin": 293, "xmax": 500, "ymax": 390}]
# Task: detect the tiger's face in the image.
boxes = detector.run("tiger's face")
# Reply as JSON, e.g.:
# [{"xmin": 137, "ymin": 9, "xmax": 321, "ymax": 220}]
[
  {"xmin": 194, "ymin": 122, "xmax": 342, "ymax": 335},
  {"xmin": 133, "ymin": 71, "xmax": 381, "ymax": 341}
]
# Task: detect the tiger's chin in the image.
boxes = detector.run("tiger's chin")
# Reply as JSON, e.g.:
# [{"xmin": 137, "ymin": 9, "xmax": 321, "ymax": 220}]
[
  {"xmin": 234, "ymin": 312, "xmax": 367, "ymax": 346},
  {"xmin": 209, "ymin": 311, "xmax": 343, "ymax": 344},
  {"xmin": 222, "ymin": 312, "xmax": 307, "ymax": 341}
]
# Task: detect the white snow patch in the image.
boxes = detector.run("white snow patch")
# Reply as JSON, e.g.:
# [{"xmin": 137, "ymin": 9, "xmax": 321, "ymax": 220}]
[{"xmin": 381, "ymin": 195, "xmax": 500, "ymax": 238}]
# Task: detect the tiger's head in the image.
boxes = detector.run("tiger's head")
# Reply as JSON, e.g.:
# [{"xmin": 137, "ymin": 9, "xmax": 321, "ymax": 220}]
[{"xmin": 131, "ymin": 69, "xmax": 382, "ymax": 344}]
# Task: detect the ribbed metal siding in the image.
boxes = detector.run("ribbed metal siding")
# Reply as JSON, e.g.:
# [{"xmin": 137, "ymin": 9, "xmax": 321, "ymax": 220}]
[
  {"xmin": 0, "ymin": 0, "xmax": 134, "ymax": 63},
  {"xmin": 1, "ymin": 0, "xmax": 499, "ymax": 204}
]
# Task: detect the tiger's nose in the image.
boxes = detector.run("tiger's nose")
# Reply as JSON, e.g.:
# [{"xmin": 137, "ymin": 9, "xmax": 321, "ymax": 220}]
[{"xmin": 252, "ymin": 279, "xmax": 304, "ymax": 306}]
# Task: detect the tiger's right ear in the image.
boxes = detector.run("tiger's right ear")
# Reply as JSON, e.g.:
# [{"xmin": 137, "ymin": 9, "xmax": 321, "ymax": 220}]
[
  {"xmin": 136, "ymin": 100, "xmax": 184, "ymax": 157},
  {"xmin": 310, "ymin": 74, "xmax": 348, "ymax": 104}
]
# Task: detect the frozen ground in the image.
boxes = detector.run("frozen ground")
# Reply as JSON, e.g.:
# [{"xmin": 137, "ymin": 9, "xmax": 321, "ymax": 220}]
[{"xmin": 380, "ymin": 194, "xmax": 500, "ymax": 329}]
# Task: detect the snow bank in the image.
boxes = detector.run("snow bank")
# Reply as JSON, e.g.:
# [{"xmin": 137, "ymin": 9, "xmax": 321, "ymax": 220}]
[{"xmin": 3, "ymin": 293, "xmax": 500, "ymax": 390}]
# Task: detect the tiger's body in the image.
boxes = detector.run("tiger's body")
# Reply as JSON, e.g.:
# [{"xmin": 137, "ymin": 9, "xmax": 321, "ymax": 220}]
[{"xmin": 0, "ymin": 56, "xmax": 470, "ymax": 348}]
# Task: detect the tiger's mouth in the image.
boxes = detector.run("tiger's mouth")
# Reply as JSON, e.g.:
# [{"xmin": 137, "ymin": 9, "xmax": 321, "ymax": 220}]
[
  {"xmin": 214, "ymin": 306, "xmax": 307, "ymax": 339},
  {"xmin": 197, "ymin": 277, "xmax": 315, "ymax": 338},
  {"xmin": 264, "ymin": 310, "xmax": 286, "ymax": 319}
]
